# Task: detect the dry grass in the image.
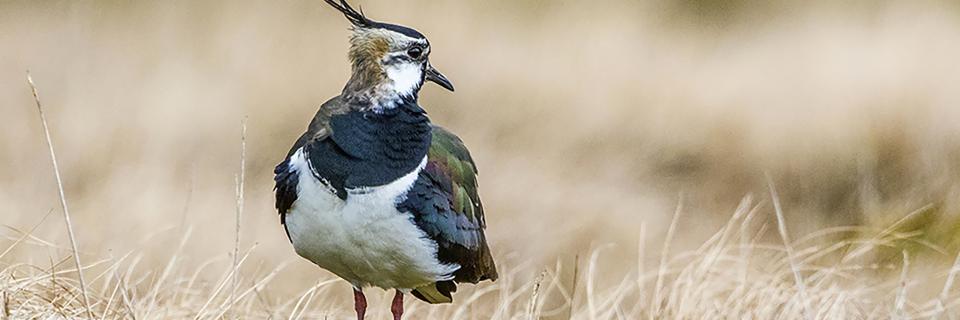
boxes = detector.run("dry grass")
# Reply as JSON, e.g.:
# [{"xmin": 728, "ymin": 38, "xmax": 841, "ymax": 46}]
[
  {"xmin": 24, "ymin": 72, "xmax": 94, "ymax": 319},
  {"xmin": 4, "ymin": 0, "xmax": 960, "ymax": 319},
  {"xmin": 5, "ymin": 197, "xmax": 960, "ymax": 319}
]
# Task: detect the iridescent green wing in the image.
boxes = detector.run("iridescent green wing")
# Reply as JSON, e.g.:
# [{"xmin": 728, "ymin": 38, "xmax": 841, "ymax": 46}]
[
  {"xmin": 427, "ymin": 126, "xmax": 485, "ymax": 228},
  {"xmin": 403, "ymin": 125, "xmax": 497, "ymax": 289}
]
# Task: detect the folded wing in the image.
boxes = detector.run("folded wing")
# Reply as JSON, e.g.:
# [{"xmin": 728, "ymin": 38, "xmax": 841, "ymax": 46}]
[{"xmin": 400, "ymin": 125, "xmax": 498, "ymax": 303}]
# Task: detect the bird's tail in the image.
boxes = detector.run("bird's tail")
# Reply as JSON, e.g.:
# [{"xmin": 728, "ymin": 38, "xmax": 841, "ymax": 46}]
[{"xmin": 411, "ymin": 281, "xmax": 456, "ymax": 304}]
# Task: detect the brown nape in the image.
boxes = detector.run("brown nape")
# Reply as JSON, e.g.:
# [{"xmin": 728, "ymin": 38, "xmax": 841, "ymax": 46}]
[{"xmin": 344, "ymin": 29, "xmax": 391, "ymax": 95}]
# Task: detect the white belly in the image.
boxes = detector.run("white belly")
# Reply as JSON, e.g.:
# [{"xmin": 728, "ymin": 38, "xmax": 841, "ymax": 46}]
[{"xmin": 283, "ymin": 148, "xmax": 459, "ymax": 289}]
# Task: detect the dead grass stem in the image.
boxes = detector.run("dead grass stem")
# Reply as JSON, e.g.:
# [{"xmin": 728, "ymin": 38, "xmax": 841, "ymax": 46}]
[{"xmin": 25, "ymin": 72, "xmax": 94, "ymax": 319}]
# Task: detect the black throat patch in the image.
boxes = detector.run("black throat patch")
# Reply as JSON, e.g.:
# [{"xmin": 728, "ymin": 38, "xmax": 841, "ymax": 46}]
[{"xmin": 304, "ymin": 99, "xmax": 432, "ymax": 199}]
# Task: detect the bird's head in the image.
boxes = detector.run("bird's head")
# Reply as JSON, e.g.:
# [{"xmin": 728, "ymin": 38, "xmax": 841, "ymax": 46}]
[{"xmin": 326, "ymin": 0, "xmax": 454, "ymax": 102}]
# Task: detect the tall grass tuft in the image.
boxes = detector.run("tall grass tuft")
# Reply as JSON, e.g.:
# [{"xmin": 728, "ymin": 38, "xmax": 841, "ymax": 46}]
[{"xmin": 3, "ymin": 197, "xmax": 960, "ymax": 318}]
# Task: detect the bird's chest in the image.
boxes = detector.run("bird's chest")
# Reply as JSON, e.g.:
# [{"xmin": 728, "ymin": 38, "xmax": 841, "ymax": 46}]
[{"xmin": 283, "ymin": 150, "xmax": 454, "ymax": 289}]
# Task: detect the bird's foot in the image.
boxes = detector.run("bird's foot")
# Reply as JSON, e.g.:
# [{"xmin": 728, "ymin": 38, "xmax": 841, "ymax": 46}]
[
  {"xmin": 354, "ymin": 288, "xmax": 367, "ymax": 320},
  {"xmin": 391, "ymin": 290, "xmax": 404, "ymax": 320}
]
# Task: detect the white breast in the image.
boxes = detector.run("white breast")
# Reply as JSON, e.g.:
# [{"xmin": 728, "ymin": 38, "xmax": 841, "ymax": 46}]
[{"xmin": 283, "ymin": 148, "xmax": 459, "ymax": 289}]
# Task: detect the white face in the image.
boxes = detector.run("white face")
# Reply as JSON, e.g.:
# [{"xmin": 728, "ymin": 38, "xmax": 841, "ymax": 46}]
[
  {"xmin": 384, "ymin": 58, "xmax": 424, "ymax": 97},
  {"xmin": 381, "ymin": 32, "xmax": 430, "ymax": 98}
]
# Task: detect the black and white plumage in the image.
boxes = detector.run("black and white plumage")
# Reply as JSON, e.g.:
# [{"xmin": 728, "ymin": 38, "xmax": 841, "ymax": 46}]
[{"xmin": 273, "ymin": 1, "xmax": 496, "ymax": 319}]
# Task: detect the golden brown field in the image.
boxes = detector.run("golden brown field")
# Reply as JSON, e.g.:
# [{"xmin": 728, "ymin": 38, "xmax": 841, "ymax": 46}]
[{"xmin": 3, "ymin": 0, "xmax": 960, "ymax": 318}]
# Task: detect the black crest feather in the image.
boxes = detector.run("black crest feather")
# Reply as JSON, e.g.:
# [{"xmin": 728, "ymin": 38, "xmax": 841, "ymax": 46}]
[
  {"xmin": 324, "ymin": 0, "xmax": 377, "ymax": 28},
  {"xmin": 323, "ymin": 0, "xmax": 427, "ymax": 39}
]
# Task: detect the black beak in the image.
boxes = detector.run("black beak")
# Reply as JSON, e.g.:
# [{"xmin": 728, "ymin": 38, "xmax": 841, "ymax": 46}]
[{"xmin": 425, "ymin": 63, "xmax": 455, "ymax": 92}]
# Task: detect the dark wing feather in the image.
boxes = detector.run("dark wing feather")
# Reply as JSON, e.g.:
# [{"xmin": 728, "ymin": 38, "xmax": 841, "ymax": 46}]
[{"xmin": 402, "ymin": 125, "xmax": 498, "ymax": 303}]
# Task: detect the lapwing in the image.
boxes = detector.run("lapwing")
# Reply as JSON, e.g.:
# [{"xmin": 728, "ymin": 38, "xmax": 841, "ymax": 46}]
[{"xmin": 273, "ymin": 1, "xmax": 498, "ymax": 319}]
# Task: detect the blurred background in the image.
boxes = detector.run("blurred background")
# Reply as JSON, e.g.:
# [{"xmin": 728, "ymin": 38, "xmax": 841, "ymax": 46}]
[{"xmin": 3, "ymin": 0, "xmax": 960, "ymax": 317}]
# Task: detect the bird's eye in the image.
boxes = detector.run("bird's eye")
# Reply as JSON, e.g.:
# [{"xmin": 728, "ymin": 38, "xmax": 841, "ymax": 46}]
[{"xmin": 407, "ymin": 47, "xmax": 423, "ymax": 59}]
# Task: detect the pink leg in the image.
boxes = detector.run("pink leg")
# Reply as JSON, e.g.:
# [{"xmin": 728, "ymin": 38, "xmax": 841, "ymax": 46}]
[
  {"xmin": 353, "ymin": 288, "xmax": 367, "ymax": 320},
  {"xmin": 391, "ymin": 290, "xmax": 404, "ymax": 320}
]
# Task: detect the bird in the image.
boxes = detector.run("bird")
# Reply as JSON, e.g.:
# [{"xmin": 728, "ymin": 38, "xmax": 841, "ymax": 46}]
[{"xmin": 272, "ymin": 1, "xmax": 498, "ymax": 319}]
